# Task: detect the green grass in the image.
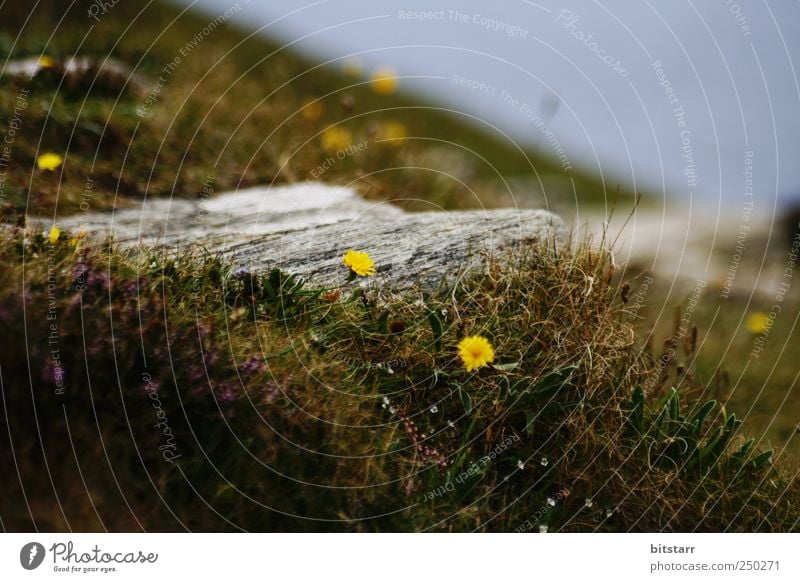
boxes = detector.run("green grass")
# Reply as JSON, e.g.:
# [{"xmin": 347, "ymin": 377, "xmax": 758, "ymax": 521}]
[{"xmin": 0, "ymin": 226, "xmax": 797, "ymax": 532}]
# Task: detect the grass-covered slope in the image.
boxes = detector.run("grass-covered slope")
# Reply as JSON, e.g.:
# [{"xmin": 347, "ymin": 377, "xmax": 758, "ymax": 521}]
[
  {"xmin": 0, "ymin": 227, "xmax": 796, "ymax": 532},
  {"xmin": 0, "ymin": 0, "xmax": 630, "ymax": 219}
]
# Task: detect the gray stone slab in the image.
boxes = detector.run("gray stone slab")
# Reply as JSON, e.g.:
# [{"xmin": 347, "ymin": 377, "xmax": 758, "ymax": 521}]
[{"xmin": 46, "ymin": 183, "xmax": 565, "ymax": 291}]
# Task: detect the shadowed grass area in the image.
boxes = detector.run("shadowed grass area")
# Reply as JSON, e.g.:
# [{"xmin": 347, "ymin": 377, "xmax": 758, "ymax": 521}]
[
  {"xmin": 0, "ymin": 226, "xmax": 796, "ymax": 532},
  {"xmin": 0, "ymin": 0, "xmax": 634, "ymax": 219}
]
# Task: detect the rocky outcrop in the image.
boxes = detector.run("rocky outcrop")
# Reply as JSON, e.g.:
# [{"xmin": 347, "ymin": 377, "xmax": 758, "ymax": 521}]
[{"xmin": 48, "ymin": 183, "xmax": 565, "ymax": 291}]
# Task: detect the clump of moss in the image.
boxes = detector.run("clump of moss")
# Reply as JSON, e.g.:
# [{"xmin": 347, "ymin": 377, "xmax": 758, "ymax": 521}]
[{"xmin": 0, "ymin": 227, "xmax": 796, "ymax": 532}]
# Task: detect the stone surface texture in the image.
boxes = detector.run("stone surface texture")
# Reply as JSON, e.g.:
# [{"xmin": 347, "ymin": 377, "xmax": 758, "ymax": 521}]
[{"xmin": 46, "ymin": 183, "xmax": 565, "ymax": 291}]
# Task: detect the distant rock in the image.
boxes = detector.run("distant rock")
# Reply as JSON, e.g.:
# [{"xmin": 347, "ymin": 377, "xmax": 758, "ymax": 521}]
[
  {"xmin": 47, "ymin": 183, "xmax": 565, "ymax": 291},
  {"xmin": 2, "ymin": 56, "xmax": 148, "ymax": 94}
]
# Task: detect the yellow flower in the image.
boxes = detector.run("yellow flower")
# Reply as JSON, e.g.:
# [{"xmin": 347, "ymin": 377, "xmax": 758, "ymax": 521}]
[
  {"xmin": 48, "ymin": 226, "xmax": 60, "ymax": 244},
  {"xmin": 458, "ymin": 335, "xmax": 495, "ymax": 372},
  {"xmin": 342, "ymin": 249, "xmax": 376, "ymax": 277},
  {"xmin": 301, "ymin": 99, "xmax": 323, "ymax": 122},
  {"xmin": 380, "ymin": 121, "xmax": 407, "ymax": 146},
  {"xmin": 37, "ymin": 152, "xmax": 63, "ymax": 171},
  {"xmin": 320, "ymin": 126, "xmax": 352, "ymax": 153},
  {"xmin": 745, "ymin": 312, "xmax": 771, "ymax": 334},
  {"xmin": 38, "ymin": 55, "xmax": 56, "ymax": 69},
  {"xmin": 370, "ymin": 67, "xmax": 398, "ymax": 95}
]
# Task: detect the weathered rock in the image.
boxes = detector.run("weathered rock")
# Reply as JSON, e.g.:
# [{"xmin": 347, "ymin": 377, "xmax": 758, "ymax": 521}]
[
  {"xmin": 48, "ymin": 183, "xmax": 565, "ymax": 291},
  {"xmin": 2, "ymin": 56, "xmax": 148, "ymax": 94}
]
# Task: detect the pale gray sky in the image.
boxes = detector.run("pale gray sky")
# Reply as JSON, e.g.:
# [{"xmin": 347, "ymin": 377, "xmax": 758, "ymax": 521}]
[{"xmin": 175, "ymin": 0, "xmax": 800, "ymax": 209}]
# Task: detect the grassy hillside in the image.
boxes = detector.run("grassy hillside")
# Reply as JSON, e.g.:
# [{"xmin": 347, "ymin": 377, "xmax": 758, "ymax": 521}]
[{"xmin": 0, "ymin": 0, "xmax": 629, "ymax": 219}]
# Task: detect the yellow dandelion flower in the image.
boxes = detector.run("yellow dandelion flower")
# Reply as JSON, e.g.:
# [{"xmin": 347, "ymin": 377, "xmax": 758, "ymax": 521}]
[
  {"xmin": 458, "ymin": 335, "xmax": 495, "ymax": 372},
  {"xmin": 301, "ymin": 99, "xmax": 323, "ymax": 122},
  {"xmin": 380, "ymin": 121, "xmax": 407, "ymax": 146},
  {"xmin": 745, "ymin": 312, "xmax": 771, "ymax": 334},
  {"xmin": 37, "ymin": 152, "xmax": 63, "ymax": 171},
  {"xmin": 342, "ymin": 57, "xmax": 363, "ymax": 78},
  {"xmin": 342, "ymin": 249, "xmax": 376, "ymax": 277},
  {"xmin": 48, "ymin": 226, "xmax": 60, "ymax": 244},
  {"xmin": 321, "ymin": 126, "xmax": 352, "ymax": 153},
  {"xmin": 38, "ymin": 55, "xmax": 56, "ymax": 69},
  {"xmin": 370, "ymin": 67, "xmax": 398, "ymax": 95}
]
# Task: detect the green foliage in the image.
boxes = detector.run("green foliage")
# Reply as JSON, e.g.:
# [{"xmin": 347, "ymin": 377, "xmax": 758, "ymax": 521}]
[{"xmin": 628, "ymin": 387, "xmax": 773, "ymax": 478}]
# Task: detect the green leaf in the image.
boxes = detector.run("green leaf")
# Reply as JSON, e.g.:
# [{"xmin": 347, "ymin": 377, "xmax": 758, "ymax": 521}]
[
  {"xmin": 524, "ymin": 411, "xmax": 536, "ymax": 436},
  {"xmin": 690, "ymin": 400, "xmax": 717, "ymax": 436},
  {"xmin": 630, "ymin": 386, "xmax": 645, "ymax": 434},
  {"xmin": 699, "ymin": 429, "xmax": 723, "ymax": 463},
  {"xmin": 428, "ymin": 310, "xmax": 444, "ymax": 352},
  {"xmin": 736, "ymin": 438, "xmax": 755, "ymax": 457},
  {"xmin": 725, "ymin": 438, "xmax": 755, "ymax": 471},
  {"xmin": 377, "ymin": 309, "xmax": 390, "ymax": 334},
  {"xmin": 669, "ymin": 391, "xmax": 680, "ymax": 422},
  {"xmin": 531, "ymin": 365, "xmax": 578, "ymax": 398},
  {"xmin": 751, "ymin": 450, "xmax": 773, "ymax": 471},
  {"xmin": 459, "ymin": 387, "xmax": 472, "ymax": 416}
]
